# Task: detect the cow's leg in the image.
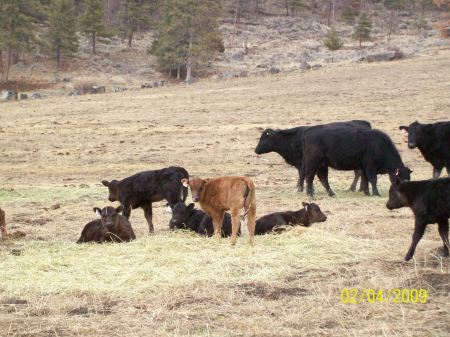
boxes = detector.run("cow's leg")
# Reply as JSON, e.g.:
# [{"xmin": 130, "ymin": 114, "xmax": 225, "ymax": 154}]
[
  {"xmin": 433, "ymin": 166, "xmax": 442, "ymax": 179},
  {"xmin": 317, "ymin": 166, "xmax": 335, "ymax": 197},
  {"xmin": 297, "ymin": 166, "xmax": 305, "ymax": 192},
  {"xmin": 305, "ymin": 160, "xmax": 319, "ymax": 197},
  {"xmin": 359, "ymin": 172, "xmax": 367, "ymax": 192},
  {"xmin": 437, "ymin": 218, "xmax": 450, "ymax": 257},
  {"xmin": 122, "ymin": 202, "xmax": 132, "ymax": 219},
  {"xmin": 365, "ymin": 167, "xmax": 380, "ymax": 196},
  {"xmin": 246, "ymin": 204, "xmax": 256, "ymax": 246},
  {"xmin": 142, "ymin": 204, "xmax": 154, "ymax": 234},
  {"xmin": 230, "ymin": 208, "xmax": 241, "ymax": 245},
  {"xmin": 348, "ymin": 170, "xmax": 360, "ymax": 192},
  {"xmin": 212, "ymin": 211, "xmax": 225, "ymax": 240},
  {"xmin": 405, "ymin": 219, "xmax": 426, "ymax": 261}
]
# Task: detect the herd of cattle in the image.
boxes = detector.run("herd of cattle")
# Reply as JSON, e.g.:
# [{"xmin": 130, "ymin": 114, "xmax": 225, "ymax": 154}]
[{"xmin": 0, "ymin": 120, "xmax": 449, "ymax": 261}]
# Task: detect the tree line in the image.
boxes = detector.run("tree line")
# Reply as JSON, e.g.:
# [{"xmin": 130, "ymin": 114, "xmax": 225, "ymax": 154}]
[{"xmin": 0, "ymin": 0, "xmax": 447, "ymax": 83}]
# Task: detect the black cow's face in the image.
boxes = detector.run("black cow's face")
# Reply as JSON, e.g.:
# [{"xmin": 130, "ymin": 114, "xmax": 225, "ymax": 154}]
[
  {"xmin": 391, "ymin": 167, "xmax": 412, "ymax": 183},
  {"xmin": 170, "ymin": 202, "xmax": 195, "ymax": 229},
  {"xmin": 302, "ymin": 202, "xmax": 327, "ymax": 225},
  {"xmin": 94, "ymin": 205, "xmax": 123, "ymax": 228},
  {"xmin": 399, "ymin": 121, "xmax": 423, "ymax": 149},
  {"xmin": 255, "ymin": 129, "xmax": 277, "ymax": 154},
  {"xmin": 386, "ymin": 180, "xmax": 408, "ymax": 210},
  {"xmin": 102, "ymin": 180, "xmax": 119, "ymax": 202}
]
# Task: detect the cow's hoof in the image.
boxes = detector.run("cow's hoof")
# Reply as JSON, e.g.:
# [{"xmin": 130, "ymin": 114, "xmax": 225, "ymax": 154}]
[{"xmin": 404, "ymin": 254, "xmax": 413, "ymax": 261}]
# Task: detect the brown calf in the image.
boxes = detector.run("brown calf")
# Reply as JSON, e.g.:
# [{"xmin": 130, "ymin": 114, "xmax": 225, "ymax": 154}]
[
  {"xmin": 181, "ymin": 176, "xmax": 256, "ymax": 245},
  {"xmin": 0, "ymin": 208, "xmax": 7, "ymax": 240}
]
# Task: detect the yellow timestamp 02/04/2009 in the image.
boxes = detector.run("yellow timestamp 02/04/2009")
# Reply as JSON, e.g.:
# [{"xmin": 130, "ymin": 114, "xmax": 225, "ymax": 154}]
[{"xmin": 340, "ymin": 288, "xmax": 428, "ymax": 304}]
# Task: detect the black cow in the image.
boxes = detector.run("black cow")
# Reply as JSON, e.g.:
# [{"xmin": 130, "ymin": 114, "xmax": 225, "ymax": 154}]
[
  {"xmin": 102, "ymin": 166, "xmax": 189, "ymax": 233},
  {"xmin": 303, "ymin": 127, "xmax": 411, "ymax": 196},
  {"xmin": 386, "ymin": 177, "xmax": 450, "ymax": 261},
  {"xmin": 255, "ymin": 120, "xmax": 371, "ymax": 192},
  {"xmin": 169, "ymin": 202, "xmax": 239, "ymax": 237},
  {"xmin": 399, "ymin": 121, "xmax": 450, "ymax": 178},
  {"xmin": 255, "ymin": 202, "xmax": 327, "ymax": 235}
]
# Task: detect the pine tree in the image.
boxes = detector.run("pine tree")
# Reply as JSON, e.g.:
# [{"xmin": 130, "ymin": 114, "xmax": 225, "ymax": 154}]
[
  {"xmin": 80, "ymin": 0, "xmax": 108, "ymax": 54},
  {"xmin": 150, "ymin": 0, "xmax": 223, "ymax": 82},
  {"xmin": 47, "ymin": 0, "xmax": 79, "ymax": 66},
  {"xmin": 324, "ymin": 28, "xmax": 343, "ymax": 51},
  {"xmin": 118, "ymin": 0, "xmax": 151, "ymax": 47},
  {"xmin": 352, "ymin": 13, "xmax": 372, "ymax": 47},
  {"xmin": 0, "ymin": 0, "xmax": 40, "ymax": 82}
]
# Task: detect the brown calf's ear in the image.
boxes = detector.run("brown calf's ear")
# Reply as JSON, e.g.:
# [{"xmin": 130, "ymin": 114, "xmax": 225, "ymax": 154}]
[
  {"xmin": 101, "ymin": 180, "xmax": 110, "ymax": 187},
  {"xmin": 187, "ymin": 203, "xmax": 195, "ymax": 211},
  {"xmin": 302, "ymin": 202, "xmax": 309, "ymax": 208},
  {"xmin": 116, "ymin": 205, "xmax": 124, "ymax": 214},
  {"xmin": 181, "ymin": 178, "xmax": 189, "ymax": 187},
  {"xmin": 93, "ymin": 207, "xmax": 102, "ymax": 216},
  {"xmin": 399, "ymin": 126, "xmax": 409, "ymax": 133}
]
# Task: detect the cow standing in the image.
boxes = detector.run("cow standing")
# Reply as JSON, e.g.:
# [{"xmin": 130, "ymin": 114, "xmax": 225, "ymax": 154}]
[
  {"xmin": 102, "ymin": 166, "xmax": 188, "ymax": 233},
  {"xmin": 254, "ymin": 120, "xmax": 371, "ymax": 192},
  {"xmin": 303, "ymin": 127, "xmax": 411, "ymax": 196},
  {"xmin": 182, "ymin": 176, "xmax": 256, "ymax": 245},
  {"xmin": 169, "ymin": 202, "xmax": 239, "ymax": 237},
  {"xmin": 0, "ymin": 208, "xmax": 7, "ymax": 240},
  {"xmin": 255, "ymin": 202, "xmax": 327, "ymax": 235},
  {"xmin": 399, "ymin": 121, "xmax": 450, "ymax": 178},
  {"xmin": 386, "ymin": 177, "xmax": 450, "ymax": 261}
]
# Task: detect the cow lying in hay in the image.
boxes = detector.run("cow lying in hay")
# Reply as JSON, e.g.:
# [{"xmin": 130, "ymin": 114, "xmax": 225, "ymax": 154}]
[
  {"xmin": 255, "ymin": 202, "xmax": 327, "ymax": 235},
  {"xmin": 181, "ymin": 176, "xmax": 256, "ymax": 245},
  {"xmin": 169, "ymin": 202, "xmax": 240, "ymax": 237},
  {"xmin": 77, "ymin": 206, "xmax": 136, "ymax": 243}
]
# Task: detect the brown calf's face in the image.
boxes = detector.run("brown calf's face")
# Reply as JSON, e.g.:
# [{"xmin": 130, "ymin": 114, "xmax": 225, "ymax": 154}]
[
  {"xmin": 386, "ymin": 179, "xmax": 408, "ymax": 210},
  {"xmin": 102, "ymin": 180, "xmax": 119, "ymax": 202},
  {"xmin": 94, "ymin": 205, "xmax": 123, "ymax": 228},
  {"xmin": 302, "ymin": 202, "xmax": 327, "ymax": 225},
  {"xmin": 182, "ymin": 178, "xmax": 205, "ymax": 202}
]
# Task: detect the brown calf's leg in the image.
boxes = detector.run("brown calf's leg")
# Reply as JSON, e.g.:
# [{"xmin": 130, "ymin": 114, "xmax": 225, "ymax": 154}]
[
  {"xmin": 212, "ymin": 212, "xmax": 225, "ymax": 241},
  {"xmin": 230, "ymin": 208, "xmax": 241, "ymax": 246},
  {"xmin": 405, "ymin": 219, "xmax": 426, "ymax": 261},
  {"xmin": 143, "ymin": 204, "xmax": 154, "ymax": 234},
  {"xmin": 0, "ymin": 208, "xmax": 7, "ymax": 240},
  {"xmin": 246, "ymin": 205, "xmax": 256, "ymax": 246}
]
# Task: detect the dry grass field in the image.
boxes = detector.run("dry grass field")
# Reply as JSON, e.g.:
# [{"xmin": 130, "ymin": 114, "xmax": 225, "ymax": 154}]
[{"xmin": 0, "ymin": 51, "xmax": 449, "ymax": 337}]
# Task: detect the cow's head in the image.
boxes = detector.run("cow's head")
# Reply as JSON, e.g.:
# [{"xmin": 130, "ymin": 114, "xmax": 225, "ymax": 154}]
[
  {"xmin": 181, "ymin": 178, "xmax": 205, "ymax": 203},
  {"xmin": 386, "ymin": 178, "xmax": 408, "ymax": 210},
  {"xmin": 170, "ymin": 202, "xmax": 195, "ymax": 230},
  {"xmin": 390, "ymin": 167, "xmax": 412, "ymax": 184},
  {"xmin": 101, "ymin": 180, "xmax": 119, "ymax": 202},
  {"xmin": 93, "ymin": 205, "xmax": 123, "ymax": 228},
  {"xmin": 255, "ymin": 129, "xmax": 278, "ymax": 154},
  {"xmin": 302, "ymin": 202, "xmax": 327, "ymax": 226},
  {"xmin": 399, "ymin": 121, "xmax": 422, "ymax": 149}
]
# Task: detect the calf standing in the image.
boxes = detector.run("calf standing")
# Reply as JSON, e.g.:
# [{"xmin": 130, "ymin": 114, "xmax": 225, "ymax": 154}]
[
  {"xmin": 399, "ymin": 121, "xmax": 450, "ymax": 178},
  {"xmin": 182, "ymin": 176, "xmax": 256, "ymax": 245},
  {"xmin": 386, "ymin": 176, "xmax": 450, "ymax": 261},
  {"xmin": 0, "ymin": 207, "xmax": 7, "ymax": 240},
  {"xmin": 169, "ymin": 202, "xmax": 240, "ymax": 237},
  {"xmin": 102, "ymin": 166, "xmax": 188, "ymax": 233},
  {"xmin": 255, "ymin": 202, "xmax": 327, "ymax": 235}
]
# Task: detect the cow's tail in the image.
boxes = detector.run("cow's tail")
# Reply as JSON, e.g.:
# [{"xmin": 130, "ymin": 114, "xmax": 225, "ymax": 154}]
[{"xmin": 241, "ymin": 180, "xmax": 255, "ymax": 220}]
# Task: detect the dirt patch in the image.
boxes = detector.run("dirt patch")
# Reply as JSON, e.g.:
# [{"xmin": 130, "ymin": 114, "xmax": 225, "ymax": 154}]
[
  {"xmin": 68, "ymin": 305, "xmax": 114, "ymax": 316},
  {"xmin": 240, "ymin": 282, "xmax": 308, "ymax": 300},
  {"xmin": 406, "ymin": 272, "xmax": 450, "ymax": 295}
]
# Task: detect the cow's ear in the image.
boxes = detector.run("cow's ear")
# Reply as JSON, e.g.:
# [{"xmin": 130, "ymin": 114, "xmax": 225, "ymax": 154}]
[
  {"xmin": 187, "ymin": 203, "xmax": 195, "ymax": 211},
  {"xmin": 181, "ymin": 178, "xmax": 189, "ymax": 188},
  {"xmin": 101, "ymin": 180, "xmax": 110, "ymax": 187},
  {"xmin": 399, "ymin": 126, "xmax": 409, "ymax": 133},
  {"xmin": 93, "ymin": 207, "xmax": 102, "ymax": 217},
  {"xmin": 116, "ymin": 205, "xmax": 123, "ymax": 214},
  {"xmin": 302, "ymin": 202, "xmax": 309, "ymax": 210}
]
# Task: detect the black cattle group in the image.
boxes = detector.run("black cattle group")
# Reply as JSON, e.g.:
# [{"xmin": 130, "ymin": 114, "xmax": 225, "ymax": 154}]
[{"xmin": 59, "ymin": 119, "xmax": 450, "ymax": 261}]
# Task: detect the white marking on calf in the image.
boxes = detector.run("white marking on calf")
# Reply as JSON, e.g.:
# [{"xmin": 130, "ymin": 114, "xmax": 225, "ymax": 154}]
[
  {"xmin": 165, "ymin": 206, "xmax": 173, "ymax": 214},
  {"xmin": 182, "ymin": 181, "xmax": 188, "ymax": 188},
  {"xmin": 95, "ymin": 209, "xmax": 102, "ymax": 218}
]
